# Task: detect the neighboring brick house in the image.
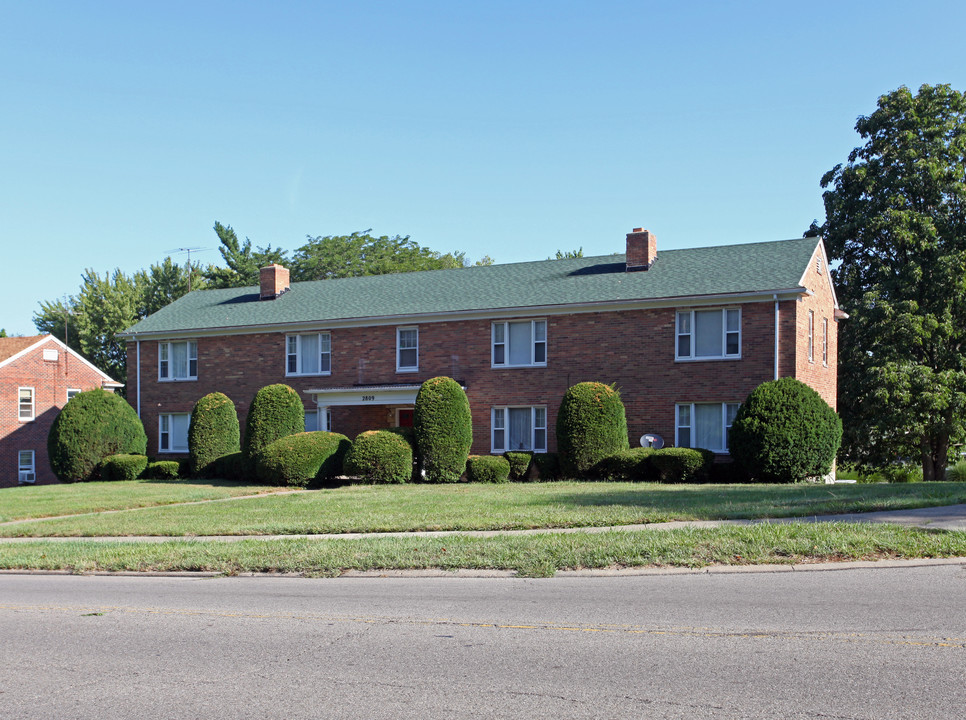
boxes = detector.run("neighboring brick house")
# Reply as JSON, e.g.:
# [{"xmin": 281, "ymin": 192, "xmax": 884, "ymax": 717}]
[
  {"xmin": 0, "ymin": 335, "xmax": 122, "ymax": 488},
  {"xmin": 119, "ymin": 230, "xmax": 843, "ymax": 461}
]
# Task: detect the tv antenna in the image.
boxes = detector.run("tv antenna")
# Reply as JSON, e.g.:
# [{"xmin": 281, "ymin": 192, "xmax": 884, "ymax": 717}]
[{"xmin": 164, "ymin": 247, "xmax": 212, "ymax": 292}]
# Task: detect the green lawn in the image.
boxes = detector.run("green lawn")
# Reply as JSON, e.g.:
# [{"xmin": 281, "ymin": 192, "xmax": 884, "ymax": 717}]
[
  {"xmin": 0, "ymin": 479, "xmax": 294, "ymax": 524},
  {"xmin": 2, "ymin": 523, "xmax": 964, "ymax": 578},
  {"xmin": 3, "ymin": 480, "xmax": 966, "ymax": 538}
]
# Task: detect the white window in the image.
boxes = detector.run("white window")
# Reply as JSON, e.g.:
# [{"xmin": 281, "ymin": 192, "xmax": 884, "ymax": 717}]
[
  {"xmin": 158, "ymin": 341, "xmax": 198, "ymax": 381},
  {"xmin": 18, "ymin": 387, "xmax": 34, "ymax": 421},
  {"xmin": 676, "ymin": 309, "xmax": 740, "ymax": 360},
  {"xmin": 808, "ymin": 310, "xmax": 815, "ymax": 363},
  {"xmin": 822, "ymin": 318, "xmax": 828, "ymax": 367},
  {"xmin": 676, "ymin": 403, "xmax": 740, "ymax": 453},
  {"xmin": 159, "ymin": 413, "xmax": 190, "ymax": 453},
  {"xmin": 286, "ymin": 333, "xmax": 331, "ymax": 376},
  {"xmin": 18, "ymin": 451, "xmax": 36, "ymax": 484},
  {"xmin": 397, "ymin": 327, "xmax": 418, "ymax": 372},
  {"xmin": 67, "ymin": 388, "xmax": 81, "ymax": 402},
  {"xmin": 492, "ymin": 320, "xmax": 547, "ymax": 367},
  {"xmin": 491, "ymin": 406, "xmax": 547, "ymax": 453},
  {"xmin": 305, "ymin": 407, "xmax": 332, "ymax": 432}
]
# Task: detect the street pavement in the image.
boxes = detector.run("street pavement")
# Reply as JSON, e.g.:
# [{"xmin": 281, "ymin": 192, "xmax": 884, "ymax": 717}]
[{"xmin": 1, "ymin": 567, "xmax": 964, "ymax": 719}]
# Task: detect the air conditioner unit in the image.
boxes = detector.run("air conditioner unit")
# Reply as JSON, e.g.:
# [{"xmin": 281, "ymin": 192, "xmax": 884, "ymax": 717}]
[{"xmin": 19, "ymin": 472, "xmax": 35, "ymax": 484}]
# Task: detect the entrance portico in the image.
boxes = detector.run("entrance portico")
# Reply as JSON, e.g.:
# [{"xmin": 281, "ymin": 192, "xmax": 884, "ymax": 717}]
[{"xmin": 304, "ymin": 384, "xmax": 424, "ymax": 435}]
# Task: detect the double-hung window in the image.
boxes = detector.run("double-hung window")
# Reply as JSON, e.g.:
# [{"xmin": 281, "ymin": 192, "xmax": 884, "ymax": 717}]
[
  {"xmin": 397, "ymin": 327, "xmax": 418, "ymax": 372},
  {"xmin": 286, "ymin": 333, "xmax": 331, "ymax": 376},
  {"xmin": 18, "ymin": 450, "xmax": 35, "ymax": 484},
  {"xmin": 822, "ymin": 318, "xmax": 828, "ymax": 366},
  {"xmin": 159, "ymin": 413, "xmax": 190, "ymax": 453},
  {"xmin": 491, "ymin": 406, "xmax": 547, "ymax": 453},
  {"xmin": 159, "ymin": 341, "xmax": 198, "ymax": 381},
  {"xmin": 676, "ymin": 309, "xmax": 740, "ymax": 360},
  {"xmin": 492, "ymin": 320, "xmax": 547, "ymax": 367},
  {"xmin": 676, "ymin": 403, "xmax": 740, "ymax": 453},
  {"xmin": 66, "ymin": 388, "xmax": 81, "ymax": 403},
  {"xmin": 18, "ymin": 387, "xmax": 34, "ymax": 421},
  {"xmin": 808, "ymin": 310, "xmax": 815, "ymax": 363}
]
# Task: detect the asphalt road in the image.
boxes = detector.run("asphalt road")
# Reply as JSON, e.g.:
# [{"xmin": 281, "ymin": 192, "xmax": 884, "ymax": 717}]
[{"xmin": 1, "ymin": 566, "xmax": 964, "ymax": 719}]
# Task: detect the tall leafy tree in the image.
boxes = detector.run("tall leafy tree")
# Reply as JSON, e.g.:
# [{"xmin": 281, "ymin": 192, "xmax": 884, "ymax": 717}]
[
  {"xmin": 203, "ymin": 222, "xmax": 288, "ymax": 289},
  {"xmin": 820, "ymin": 83, "xmax": 966, "ymax": 480},
  {"xmin": 289, "ymin": 231, "xmax": 473, "ymax": 281}
]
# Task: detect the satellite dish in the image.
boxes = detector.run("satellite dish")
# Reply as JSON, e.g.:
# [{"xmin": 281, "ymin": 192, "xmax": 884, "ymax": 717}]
[{"xmin": 640, "ymin": 433, "xmax": 664, "ymax": 449}]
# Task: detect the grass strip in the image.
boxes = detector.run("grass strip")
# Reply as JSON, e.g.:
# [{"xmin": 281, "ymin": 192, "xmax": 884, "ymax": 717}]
[
  {"xmin": 0, "ymin": 480, "xmax": 288, "ymax": 523},
  {"xmin": 2, "ymin": 523, "xmax": 964, "ymax": 578},
  {"xmin": 4, "ymin": 481, "xmax": 966, "ymax": 538}
]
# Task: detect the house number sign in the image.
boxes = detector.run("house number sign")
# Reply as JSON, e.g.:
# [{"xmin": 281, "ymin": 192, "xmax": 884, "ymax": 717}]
[{"xmin": 361, "ymin": 395, "xmax": 375, "ymax": 402}]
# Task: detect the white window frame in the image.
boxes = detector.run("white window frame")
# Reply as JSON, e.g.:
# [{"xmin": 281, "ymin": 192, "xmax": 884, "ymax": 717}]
[
  {"xmin": 675, "ymin": 403, "xmax": 740, "ymax": 454},
  {"xmin": 491, "ymin": 319, "xmax": 547, "ymax": 368},
  {"xmin": 822, "ymin": 317, "xmax": 828, "ymax": 367},
  {"xmin": 18, "ymin": 450, "xmax": 36, "ymax": 484},
  {"xmin": 286, "ymin": 332, "xmax": 332, "ymax": 377},
  {"xmin": 396, "ymin": 327, "xmax": 419, "ymax": 373},
  {"xmin": 158, "ymin": 413, "xmax": 190, "ymax": 453},
  {"xmin": 18, "ymin": 387, "xmax": 34, "ymax": 421},
  {"xmin": 158, "ymin": 340, "xmax": 198, "ymax": 381},
  {"xmin": 675, "ymin": 308, "xmax": 741, "ymax": 361},
  {"xmin": 66, "ymin": 388, "xmax": 81, "ymax": 403},
  {"xmin": 808, "ymin": 310, "xmax": 815, "ymax": 363},
  {"xmin": 491, "ymin": 406, "xmax": 547, "ymax": 453},
  {"xmin": 304, "ymin": 407, "xmax": 332, "ymax": 433}
]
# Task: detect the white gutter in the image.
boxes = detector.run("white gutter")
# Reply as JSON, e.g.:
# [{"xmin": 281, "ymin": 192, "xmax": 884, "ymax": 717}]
[
  {"xmin": 773, "ymin": 294, "xmax": 780, "ymax": 380},
  {"xmin": 136, "ymin": 337, "xmax": 141, "ymax": 418}
]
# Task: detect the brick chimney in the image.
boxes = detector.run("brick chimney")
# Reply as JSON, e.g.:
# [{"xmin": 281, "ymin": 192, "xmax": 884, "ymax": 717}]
[
  {"xmin": 626, "ymin": 228, "xmax": 657, "ymax": 271},
  {"xmin": 259, "ymin": 264, "xmax": 290, "ymax": 300}
]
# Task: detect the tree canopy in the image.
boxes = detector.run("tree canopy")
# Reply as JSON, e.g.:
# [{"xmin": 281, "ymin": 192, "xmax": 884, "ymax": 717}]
[
  {"xmin": 202, "ymin": 222, "xmax": 288, "ymax": 289},
  {"xmin": 820, "ymin": 83, "xmax": 966, "ymax": 480}
]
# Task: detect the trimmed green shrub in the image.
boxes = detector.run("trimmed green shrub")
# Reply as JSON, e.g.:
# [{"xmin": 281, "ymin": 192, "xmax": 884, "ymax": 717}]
[
  {"xmin": 730, "ymin": 377, "xmax": 843, "ymax": 483},
  {"xmin": 386, "ymin": 426, "xmax": 420, "ymax": 479},
  {"xmin": 208, "ymin": 451, "xmax": 245, "ymax": 480},
  {"xmin": 556, "ymin": 382, "xmax": 629, "ymax": 477},
  {"xmin": 344, "ymin": 430, "xmax": 414, "ymax": 484},
  {"xmin": 242, "ymin": 384, "xmax": 305, "ymax": 477},
  {"xmin": 255, "ymin": 431, "xmax": 351, "ymax": 487},
  {"xmin": 47, "ymin": 389, "xmax": 148, "ymax": 482},
  {"xmin": 532, "ymin": 452, "xmax": 561, "ymax": 481},
  {"xmin": 414, "ymin": 377, "xmax": 473, "ymax": 483},
  {"xmin": 100, "ymin": 454, "xmax": 148, "ymax": 482},
  {"xmin": 504, "ymin": 451, "xmax": 533, "ymax": 480},
  {"xmin": 142, "ymin": 460, "xmax": 181, "ymax": 480},
  {"xmin": 189, "ymin": 392, "xmax": 241, "ymax": 477},
  {"xmin": 466, "ymin": 455, "xmax": 511, "ymax": 483},
  {"xmin": 650, "ymin": 447, "xmax": 714, "ymax": 483},
  {"xmin": 595, "ymin": 448, "xmax": 656, "ymax": 481}
]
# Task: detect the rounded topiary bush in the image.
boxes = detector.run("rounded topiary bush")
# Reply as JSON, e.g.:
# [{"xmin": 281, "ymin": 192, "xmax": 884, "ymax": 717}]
[
  {"xmin": 594, "ymin": 448, "xmax": 656, "ymax": 481},
  {"xmin": 556, "ymin": 382, "xmax": 629, "ymax": 478},
  {"xmin": 414, "ymin": 376, "xmax": 473, "ymax": 483},
  {"xmin": 100, "ymin": 454, "xmax": 148, "ymax": 482},
  {"xmin": 650, "ymin": 447, "xmax": 714, "ymax": 483},
  {"xmin": 504, "ymin": 451, "xmax": 533, "ymax": 480},
  {"xmin": 189, "ymin": 392, "xmax": 240, "ymax": 477},
  {"xmin": 532, "ymin": 452, "xmax": 561, "ymax": 481},
  {"xmin": 344, "ymin": 430, "xmax": 414, "ymax": 484},
  {"xmin": 729, "ymin": 377, "xmax": 843, "ymax": 483},
  {"xmin": 208, "ymin": 451, "xmax": 245, "ymax": 480},
  {"xmin": 142, "ymin": 460, "xmax": 181, "ymax": 480},
  {"xmin": 48, "ymin": 389, "xmax": 147, "ymax": 482},
  {"xmin": 255, "ymin": 431, "xmax": 351, "ymax": 487},
  {"xmin": 466, "ymin": 455, "xmax": 511, "ymax": 483},
  {"xmin": 242, "ymin": 384, "xmax": 305, "ymax": 477}
]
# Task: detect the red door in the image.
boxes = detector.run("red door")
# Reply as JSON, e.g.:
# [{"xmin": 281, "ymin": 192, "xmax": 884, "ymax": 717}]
[{"xmin": 397, "ymin": 409, "xmax": 414, "ymax": 427}]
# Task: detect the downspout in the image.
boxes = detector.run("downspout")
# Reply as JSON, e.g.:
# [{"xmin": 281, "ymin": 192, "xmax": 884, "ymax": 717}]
[
  {"xmin": 136, "ymin": 337, "xmax": 141, "ymax": 418},
  {"xmin": 773, "ymin": 294, "xmax": 779, "ymax": 381}
]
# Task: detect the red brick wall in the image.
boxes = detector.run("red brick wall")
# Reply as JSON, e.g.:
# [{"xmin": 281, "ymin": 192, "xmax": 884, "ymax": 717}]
[
  {"xmin": 794, "ymin": 246, "xmax": 838, "ymax": 409},
  {"xmin": 129, "ymin": 291, "xmax": 838, "ymax": 458},
  {"xmin": 1, "ymin": 340, "xmax": 113, "ymax": 487}
]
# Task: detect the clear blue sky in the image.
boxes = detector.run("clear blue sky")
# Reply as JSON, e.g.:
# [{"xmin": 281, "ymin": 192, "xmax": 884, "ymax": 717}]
[{"xmin": 2, "ymin": 1, "xmax": 965, "ymax": 335}]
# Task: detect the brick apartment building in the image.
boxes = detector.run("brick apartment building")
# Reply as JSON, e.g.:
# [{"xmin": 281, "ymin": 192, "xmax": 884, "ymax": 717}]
[
  {"xmin": 0, "ymin": 335, "xmax": 122, "ymax": 487},
  {"xmin": 120, "ymin": 230, "xmax": 842, "ymax": 461}
]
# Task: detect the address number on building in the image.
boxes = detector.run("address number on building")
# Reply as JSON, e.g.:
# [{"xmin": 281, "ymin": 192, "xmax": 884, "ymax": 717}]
[{"xmin": 361, "ymin": 395, "xmax": 375, "ymax": 402}]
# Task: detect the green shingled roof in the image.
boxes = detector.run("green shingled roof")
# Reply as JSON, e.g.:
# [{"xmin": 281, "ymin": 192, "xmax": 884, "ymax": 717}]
[{"xmin": 121, "ymin": 237, "xmax": 821, "ymax": 337}]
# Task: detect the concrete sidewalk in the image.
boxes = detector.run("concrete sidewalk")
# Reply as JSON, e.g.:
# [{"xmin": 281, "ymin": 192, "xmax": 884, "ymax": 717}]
[{"xmin": 1, "ymin": 504, "xmax": 965, "ymax": 543}]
